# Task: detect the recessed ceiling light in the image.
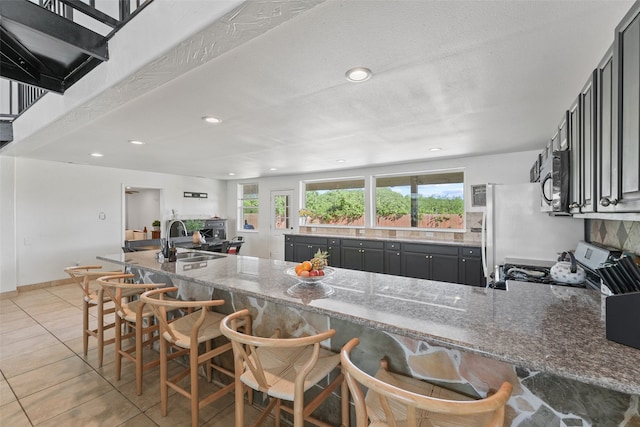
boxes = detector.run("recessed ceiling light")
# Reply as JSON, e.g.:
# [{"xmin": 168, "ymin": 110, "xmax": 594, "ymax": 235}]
[
  {"xmin": 270, "ymin": 168, "xmax": 278, "ymax": 171},
  {"xmin": 90, "ymin": 152, "xmax": 103, "ymax": 157},
  {"xmin": 345, "ymin": 67, "xmax": 372, "ymax": 82},
  {"xmin": 202, "ymin": 116, "xmax": 222, "ymax": 124},
  {"xmin": 228, "ymin": 172, "xmax": 235, "ymax": 176},
  {"xmin": 336, "ymin": 159, "xmax": 346, "ymax": 163},
  {"xmin": 429, "ymin": 147, "xmax": 442, "ymax": 152},
  {"xmin": 129, "ymin": 140, "xmax": 145, "ymax": 145}
]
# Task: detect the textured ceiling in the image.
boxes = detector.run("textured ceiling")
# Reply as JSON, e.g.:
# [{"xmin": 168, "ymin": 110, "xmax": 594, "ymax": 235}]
[{"xmin": 4, "ymin": 0, "xmax": 635, "ymax": 180}]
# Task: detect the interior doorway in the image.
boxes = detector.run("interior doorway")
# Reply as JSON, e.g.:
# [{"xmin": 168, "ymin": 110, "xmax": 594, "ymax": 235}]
[
  {"xmin": 123, "ymin": 186, "xmax": 161, "ymax": 241},
  {"xmin": 269, "ymin": 190, "xmax": 294, "ymax": 260}
]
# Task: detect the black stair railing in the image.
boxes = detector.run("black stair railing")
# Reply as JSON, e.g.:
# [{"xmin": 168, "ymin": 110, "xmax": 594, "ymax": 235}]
[{"xmin": 0, "ymin": 0, "xmax": 153, "ymax": 123}]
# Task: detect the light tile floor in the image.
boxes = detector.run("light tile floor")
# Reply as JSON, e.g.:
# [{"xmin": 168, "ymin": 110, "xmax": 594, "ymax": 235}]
[{"xmin": 0, "ymin": 283, "xmax": 274, "ymax": 426}]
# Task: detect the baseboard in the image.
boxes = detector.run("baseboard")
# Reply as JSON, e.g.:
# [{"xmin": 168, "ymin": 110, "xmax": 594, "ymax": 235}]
[{"xmin": 4, "ymin": 277, "xmax": 76, "ymax": 297}]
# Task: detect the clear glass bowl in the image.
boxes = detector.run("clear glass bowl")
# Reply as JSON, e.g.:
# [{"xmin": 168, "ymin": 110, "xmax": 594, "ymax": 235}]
[{"xmin": 285, "ymin": 267, "xmax": 335, "ymax": 284}]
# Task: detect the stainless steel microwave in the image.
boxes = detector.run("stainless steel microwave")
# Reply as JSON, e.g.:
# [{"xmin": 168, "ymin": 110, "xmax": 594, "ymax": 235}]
[{"xmin": 540, "ymin": 150, "xmax": 571, "ymax": 215}]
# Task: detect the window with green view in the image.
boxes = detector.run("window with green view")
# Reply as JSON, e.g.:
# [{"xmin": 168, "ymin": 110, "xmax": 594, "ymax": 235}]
[
  {"xmin": 303, "ymin": 178, "xmax": 365, "ymax": 226},
  {"xmin": 374, "ymin": 171, "xmax": 464, "ymax": 229},
  {"xmin": 238, "ymin": 183, "xmax": 259, "ymax": 230}
]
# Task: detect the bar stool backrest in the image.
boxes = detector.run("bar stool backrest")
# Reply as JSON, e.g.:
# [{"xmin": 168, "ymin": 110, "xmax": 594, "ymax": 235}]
[{"xmin": 341, "ymin": 338, "xmax": 513, "ymax": 427}]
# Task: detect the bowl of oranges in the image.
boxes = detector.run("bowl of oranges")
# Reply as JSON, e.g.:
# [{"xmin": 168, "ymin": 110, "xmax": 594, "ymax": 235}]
[
  {"xmin": 286, "ymin": 250, "xmax": 334, "ymax": 284},
  {"xmin": 286, "ymin": 265, "xmax": 335, "ymax": 284}
]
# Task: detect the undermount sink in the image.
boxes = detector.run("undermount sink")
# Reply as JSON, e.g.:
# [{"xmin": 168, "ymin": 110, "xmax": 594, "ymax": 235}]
[{"xmin": 176, "ymin": 252, "xmax": 225, "ymax": 262}]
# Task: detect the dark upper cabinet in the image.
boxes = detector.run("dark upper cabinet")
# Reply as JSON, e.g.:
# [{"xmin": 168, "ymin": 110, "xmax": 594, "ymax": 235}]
[
  {"xmin": 568, "ymin": 99, "xmax": 582, "ymax": 214},
  {"xmin": 597, "ymin": 46, "xmax": 616, "ymax": 211},
  {"xmin": 608, "ymin": 4, "xmax": 640, "ymax": 211},
  {"xmin": 580, "ymin": 72, "xmax": 598, "ymax": 214}
]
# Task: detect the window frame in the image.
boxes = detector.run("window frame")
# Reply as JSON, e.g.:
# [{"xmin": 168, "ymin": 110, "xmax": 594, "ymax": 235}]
[
  {"xmin": 372, "ymin": 169, "xmax": 465, "ymax": 231},
  {"xmin": 238, "ymin": 182, "xmax": 259, "ymax": 232},
  {"xmin": 301, "ymin": 177, "xmax": 367, "ymax": 228}
]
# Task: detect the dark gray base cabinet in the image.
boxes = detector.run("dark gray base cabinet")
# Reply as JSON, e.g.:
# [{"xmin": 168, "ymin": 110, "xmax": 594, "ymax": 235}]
[
  {"xmin": 341, "ymin": 239, "xmax": 384, "ymax": 273},
  {"xmin": 402, "ymin": 243, "xmax": 459, "ymax": 283},
  {"xmin": 284, "ymin": 235, "xmax": 485, "ymax": 287}
]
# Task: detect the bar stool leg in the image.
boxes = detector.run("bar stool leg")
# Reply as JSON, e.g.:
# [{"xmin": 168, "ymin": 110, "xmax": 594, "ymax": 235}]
[
  {"xmin": 97, "ymin": 289, "xmax": 106, "ymax": 367},
  {"xmin": 190, "ymin": 344, "xmax": 199, "ymax": 427},
  {"xmin": 83, "ymin": 299, "xmax": 90, "ymax": 356}
]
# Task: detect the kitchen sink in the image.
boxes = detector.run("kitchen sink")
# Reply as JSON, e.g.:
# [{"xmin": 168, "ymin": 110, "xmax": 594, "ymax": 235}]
[{"xmin": 176, "ymin": 252, "xmax": 225, "ymax": 262}]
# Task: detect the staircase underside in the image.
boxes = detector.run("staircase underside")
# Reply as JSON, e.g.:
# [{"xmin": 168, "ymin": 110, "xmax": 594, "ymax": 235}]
[{"xmin": 0, "ymin": 0, "xmax": 109, "ymax": 94}]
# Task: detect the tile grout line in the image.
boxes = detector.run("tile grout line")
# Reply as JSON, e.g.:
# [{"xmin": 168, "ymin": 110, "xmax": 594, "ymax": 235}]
[{"xmin": 5, "ymin": 287, "xmax": 157, "ymax": 427}]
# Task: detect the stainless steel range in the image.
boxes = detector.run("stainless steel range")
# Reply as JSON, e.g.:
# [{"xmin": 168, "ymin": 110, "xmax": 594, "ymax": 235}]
[{"xmin": 489, "ymin": 241, "xmax": 622, "ymax": 291}]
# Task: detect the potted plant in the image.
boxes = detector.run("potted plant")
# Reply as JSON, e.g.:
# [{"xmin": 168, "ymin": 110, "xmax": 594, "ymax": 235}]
[
  {"xmin": 299, "ymin": 208, "xmax": 313, "ymax": 225},
  {"xmin": 152, "ymin": 220, "xmax": 161, "ymax": 230}
]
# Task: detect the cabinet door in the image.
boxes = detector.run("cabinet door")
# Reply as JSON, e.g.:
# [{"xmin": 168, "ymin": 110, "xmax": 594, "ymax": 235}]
[
  {"xmin": 568, "ymin": 98, "xmax": 582, "ymax": 214},
  {"xmin": 598, "ymin": 46, "xmax": 616, "ymax": 212},
  {"xmin": 284, "ymin": 237, "xmax": 294, "ymax": 262},
  {"xmin": 460, "ymin": 257, "xmax": 484, "ymax": 287},
  {"xmin": 362, "ymin": 249, "xmax": 384, "ymax": 274},
  {"xmin": 327, "ymin": 239, "xmax": 341, "ymax": 268},
  {"xmin": 403, "ymin": 252, "xmax": 430, "ymax": 279},
  {"xmin": 385, "ymin": 251, "xmax": 402, "ymax": 275},
  {"xmin": 580, "ymin": 72, "xmax": 597, "ymax": 213},
  {"xmin": 611, "ymin": 5, "xmax": 640, "ymax": 211},
  {"xmin": 293, "ymin": 242, "xmax": 327, "ymax": 262},
  {"xmin": 341, "ymin": 247, "xmax": 364, "ymax": 271},
  {"xmin": 430, "ymin": 254, "xmax": 459, "ymax": 283}
]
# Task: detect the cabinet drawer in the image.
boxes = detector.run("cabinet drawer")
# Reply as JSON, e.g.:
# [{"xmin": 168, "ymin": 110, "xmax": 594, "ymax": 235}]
[
  {"xmin": 385, "ymin": 242, "xmax": 401, "ymax": 251},
  {"xmin": 342, "ymin": 239, "xmax": 384, "ymax": 250},
  {"xmin": 295, "ymin": 236, "xmax": 327, "ymax": 245},
  {"xmin": 460, "ymin": 247, "xmax": 481, "ymax": 257},
  {"xmin": 328, "ymin": 238, "xmax": 341, "ymax": 246},
  {"xmin": 403, "ymin": 243, "xmax": 458, "ymax": 255}
]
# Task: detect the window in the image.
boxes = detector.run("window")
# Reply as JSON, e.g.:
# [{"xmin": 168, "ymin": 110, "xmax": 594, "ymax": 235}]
[
  {"xmin": 303, "ymin": 178, "xmax": 365, "ymax": 226},
  {"xmin": 239, "ymin": 183, "xmax": 259, "ymax": 230},
  {"xmin": 374, "ymin": 171, "xmax": 464, "ymax": 230}
]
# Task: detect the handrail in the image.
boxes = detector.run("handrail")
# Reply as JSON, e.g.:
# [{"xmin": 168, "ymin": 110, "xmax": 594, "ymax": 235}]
[{"xmin": 0, "ymin": 0, "xmax": 153, "ymax": 121}]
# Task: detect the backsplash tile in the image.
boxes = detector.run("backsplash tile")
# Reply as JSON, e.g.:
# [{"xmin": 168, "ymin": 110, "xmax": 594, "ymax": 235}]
[
  {"xmin": 587, "ymin": 220, "xmax": 640, "ymax": 255},
  {"xmin": 299, "ymin": 212, "xmax": 484, "ymax": 244}
]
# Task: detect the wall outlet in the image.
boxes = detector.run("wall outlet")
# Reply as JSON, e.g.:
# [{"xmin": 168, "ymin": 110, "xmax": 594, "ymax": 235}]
[{"xmin": 425, "ymin": 232, "xmax": 434, "ymax": 237}]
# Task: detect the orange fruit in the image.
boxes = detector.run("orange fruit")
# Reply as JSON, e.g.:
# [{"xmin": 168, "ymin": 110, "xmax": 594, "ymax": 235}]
[
  {"xmin": 301, "ymin": 261, "xmax": 312, "ymax": 271},
  {"xmin": 295, "ymin": 264, "xmax": 304, "ymax": 275}
]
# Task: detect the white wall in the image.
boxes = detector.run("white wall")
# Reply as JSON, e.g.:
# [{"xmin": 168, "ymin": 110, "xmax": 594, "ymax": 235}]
[
  {"xmin": 1, "ymin": 149, "xmax": 540, "ymax": 292},
  {"xmin": 0, "ymin": 156, "xmax": 17, "ymax": 294},
  {"xmin": 0, "ymin": 157, "xmax": 226, "ymax": 292},
  {"xmin": 226, "ymin": 150, "xmax": 541, "ymax": 259}
]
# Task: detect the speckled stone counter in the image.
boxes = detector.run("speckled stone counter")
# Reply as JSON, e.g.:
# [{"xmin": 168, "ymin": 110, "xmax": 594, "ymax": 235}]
[{"xmin": 99, "ymin": 250, "xmax": 640, "ymax": 426}]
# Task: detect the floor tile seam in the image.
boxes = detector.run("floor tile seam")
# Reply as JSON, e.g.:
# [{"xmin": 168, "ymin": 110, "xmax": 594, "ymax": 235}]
[
  {"xmin": 7, "ymin": 354, "xmax": 89, "ymax": 400},
  {"xmin": 0, "ymin": 368, "xmax": 36, "ymax": 426},
  {"xmin": 24, "ymin": 374, "xmax": 118, "ymax": 426}
]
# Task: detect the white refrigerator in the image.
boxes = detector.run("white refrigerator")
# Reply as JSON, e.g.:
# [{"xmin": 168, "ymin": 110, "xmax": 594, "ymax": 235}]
[{"xmin": 482, "ymin": 183, "xmax": 584, "ymax": 281}]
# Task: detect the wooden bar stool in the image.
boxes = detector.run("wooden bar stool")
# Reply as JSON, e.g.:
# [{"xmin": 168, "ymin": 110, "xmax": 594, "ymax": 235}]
[
  {"xmin": 64, "ymin": 265, "xmax": 122, "ymax": 366},
  {"xmin": 140, "ymin": 287, "xmax": 235, "ymax": 427},
  {"xmin": 97, "ymin": 274, "xmax": 165, "ymax": 396},
  {"xmin": 340, "ymin": 338, "xmax": 513, "ymax": 427},
  {"xmin": 220, "ymin": 309, "xmax": 349, "ymax": 427}
]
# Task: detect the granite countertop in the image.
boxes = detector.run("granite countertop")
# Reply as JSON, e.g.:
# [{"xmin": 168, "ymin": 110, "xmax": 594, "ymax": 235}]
[
  {"xmin": 98, "ymin": 250, "xmax": 640, "ymax": 396},
  {"xmin": 286, "ymin": 232, "xmax": 481, "ymax": 247}
]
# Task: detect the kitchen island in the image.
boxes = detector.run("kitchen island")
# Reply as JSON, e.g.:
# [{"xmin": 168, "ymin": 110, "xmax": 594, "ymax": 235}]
[{"xmin": 98, "ymin": 250, "xmax": 640, "ymax": 426}]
